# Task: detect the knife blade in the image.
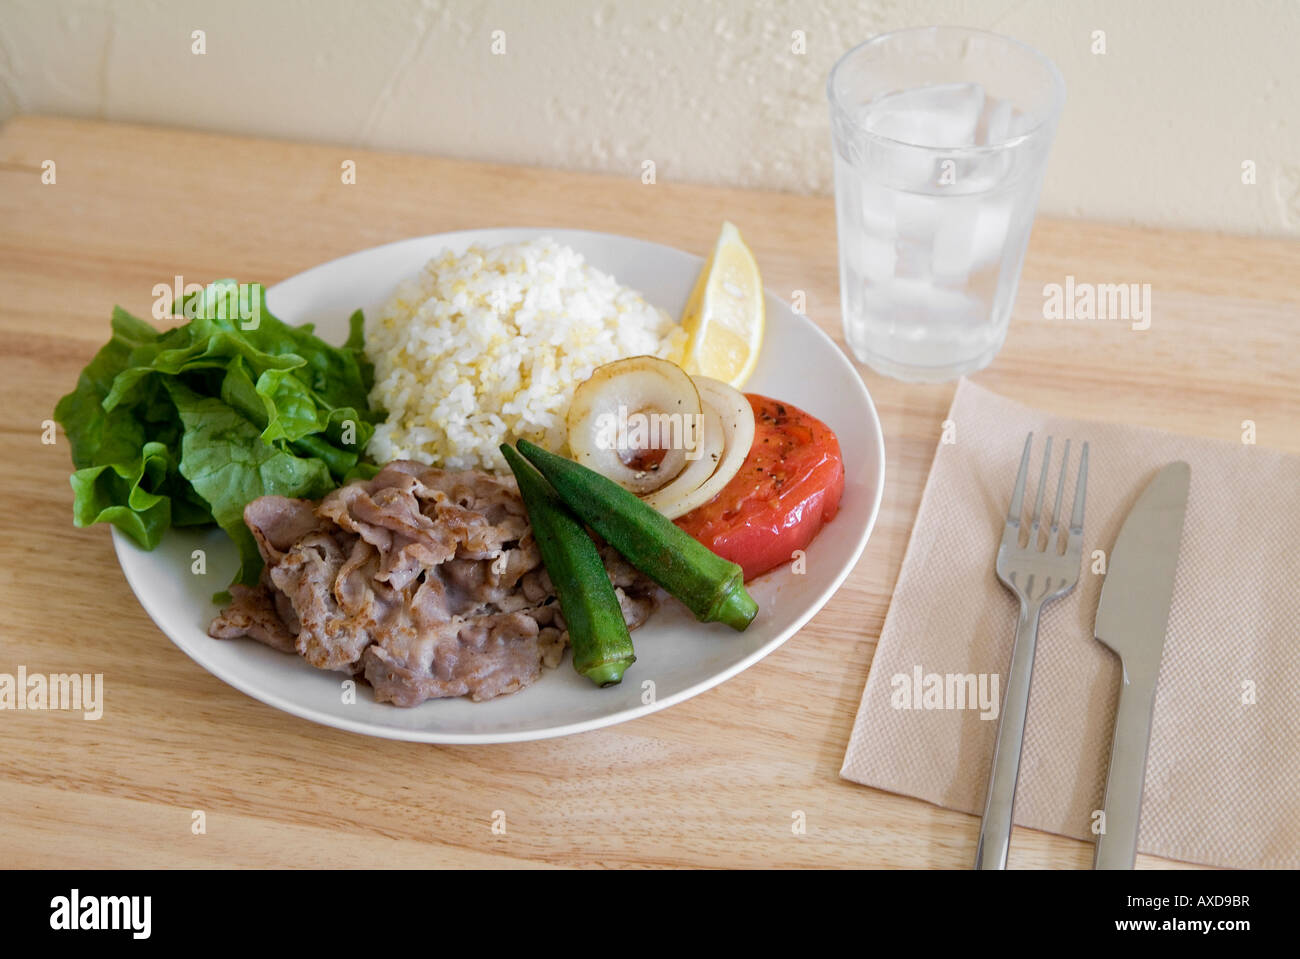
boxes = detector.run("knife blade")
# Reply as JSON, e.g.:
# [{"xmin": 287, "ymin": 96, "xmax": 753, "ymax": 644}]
[{"xmin": 1093, "ymin": 461, "xmax": 1190, "ymax": 869}]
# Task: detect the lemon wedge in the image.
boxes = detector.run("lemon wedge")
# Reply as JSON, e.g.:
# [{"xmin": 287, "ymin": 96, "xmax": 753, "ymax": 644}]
[{"xmin": 679, "ymin": 221, "xmax": 765, "ymax": 388}]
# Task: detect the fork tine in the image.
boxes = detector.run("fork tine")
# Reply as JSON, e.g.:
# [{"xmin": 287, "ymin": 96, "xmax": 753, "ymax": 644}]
[
  {"xmin": 1067, "ymin": 440, "xmax": 1089, "ymax": 553},
  {"xmin": 1029, "ymin": 435, "xmax": 1052, "ymax": 549},
  {"xmin": 1050, "ymin": 439, "xmax": 1070, "ymax": 552},
  {"xmin": 1006, "ymin": 433, "xmax": 1033, "ymax": 536}
]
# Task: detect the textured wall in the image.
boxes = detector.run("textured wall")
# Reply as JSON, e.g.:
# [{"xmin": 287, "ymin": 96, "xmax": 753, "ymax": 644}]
[{"xmin": 1, "ymin": 0, "xmax": 1296, "ymax": 235}]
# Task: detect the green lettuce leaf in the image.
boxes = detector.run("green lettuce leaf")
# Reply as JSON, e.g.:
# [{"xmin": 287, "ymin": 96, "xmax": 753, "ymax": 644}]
[
  {"xmin": 68, "ymin": 441, "xmax": 176, "ymax": 548},
  {"xmin": 54, "ymin": 307, "xmax": 162, "ymax": 471},
  {"xmin": 166, "ymin": 381, "xmax": 337, "ymax": 585},
  {"xmin": 53, "ymin": 281, "xmax": 382, "ymax": 585}
]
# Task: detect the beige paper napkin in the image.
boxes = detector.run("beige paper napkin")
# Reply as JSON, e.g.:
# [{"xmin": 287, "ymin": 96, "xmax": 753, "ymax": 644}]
[{"xmin": 841, "ymin": 379, "xmax": 1300, "ymax": 869}]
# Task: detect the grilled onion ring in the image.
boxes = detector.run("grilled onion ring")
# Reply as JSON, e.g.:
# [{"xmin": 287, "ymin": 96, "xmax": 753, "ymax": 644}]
[{"xmin": 566, "ymin": 356, "xmax": 701, "ymax": 494}]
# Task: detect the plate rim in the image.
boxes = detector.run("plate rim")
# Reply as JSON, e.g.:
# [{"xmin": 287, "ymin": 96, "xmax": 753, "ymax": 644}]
[{"xmin": 112, "ymin": 226, "xmax": 887, "ymax": 743}]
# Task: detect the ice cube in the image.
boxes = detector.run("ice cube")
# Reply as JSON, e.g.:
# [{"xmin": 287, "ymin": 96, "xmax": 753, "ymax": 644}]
[
  {"xmin": 856, "ymin": 233, "xmax": 897, "ymax": 284},
  {"xmin": 864, "ymin": 83, "xmax": 985, "ymax": 148},
  {"xmin": 956, "ymin": 151, "xmax": 1013, "ymax": 193},
  {"xmin": 970, "ymin": 199, "xmax": 1013, "ymax": 269},
  {"xmin": 931, "ymin": 197, "xmax": 979, "ymax": 284},
  {"xmin": 896, "ymin": 192, "xmax": 946, "ymax": 239},
  {"xmin": 859, "ymin": 179, "xmax": 897, "ymax": 236},
  {"xmin": 976, "ymin": 97, "xmax": 1013, "ymax": 145},
  {"xmin": 873, "ymin": 146, "xmax": 945, "ymax": 193},
  {"xmin": 1008, "ymin": 106, "xmax": 1035, "ymax": 137},
  {"xmin": 895, "ymin": 236, "xmax": 932, "ymax": 279},
  {"xmin": 930, "ymin": 197, "xmax": 1014, "ymax": 280}
]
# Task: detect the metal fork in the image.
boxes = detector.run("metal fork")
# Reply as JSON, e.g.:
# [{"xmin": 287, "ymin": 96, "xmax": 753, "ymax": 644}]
[{"xmin": 974, "ymin": 433, "xmax": 1089, "ymax": 870}]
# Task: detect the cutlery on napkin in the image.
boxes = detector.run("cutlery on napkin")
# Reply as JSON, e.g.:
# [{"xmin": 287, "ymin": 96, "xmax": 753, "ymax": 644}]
[{"xmin": 840, "ymin": 379, "xmax": 1300, "ymax": 869}]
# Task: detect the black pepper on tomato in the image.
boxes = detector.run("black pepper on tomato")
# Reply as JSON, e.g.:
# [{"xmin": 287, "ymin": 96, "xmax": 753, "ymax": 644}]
[{"xmin": 674, "ymin": 394, "xmax": 844, "ymax": 581}]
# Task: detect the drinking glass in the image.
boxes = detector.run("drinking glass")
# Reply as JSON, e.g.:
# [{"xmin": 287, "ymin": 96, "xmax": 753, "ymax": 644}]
[{"xmin": 828, "ymin": 27, "xmax": 1065, "ymax": 381}]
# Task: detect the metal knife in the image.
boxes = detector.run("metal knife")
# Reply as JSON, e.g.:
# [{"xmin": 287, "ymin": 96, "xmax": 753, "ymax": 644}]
[{"xmin": 1093, "ymin": 461, "xmax": 1191, "ymax": 869}]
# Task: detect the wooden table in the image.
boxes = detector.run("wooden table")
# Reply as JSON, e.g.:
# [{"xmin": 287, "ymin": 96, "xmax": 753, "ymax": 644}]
[{"xmin": 2, "ymin": 116, "xmax": 1295, "ymax": 869}]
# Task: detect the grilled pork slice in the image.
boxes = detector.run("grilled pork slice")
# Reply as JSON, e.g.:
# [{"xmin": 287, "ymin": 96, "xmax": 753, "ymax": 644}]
[{"xmin": 209, "ymin": 462, "xmax": 659, "ymax": 704}]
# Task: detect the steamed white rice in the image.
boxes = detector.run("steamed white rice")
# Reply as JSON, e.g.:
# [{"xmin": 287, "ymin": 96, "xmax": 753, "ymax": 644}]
[{"xmin": 365, "ymin": 237, "xmax": 685, "ymax": 472}]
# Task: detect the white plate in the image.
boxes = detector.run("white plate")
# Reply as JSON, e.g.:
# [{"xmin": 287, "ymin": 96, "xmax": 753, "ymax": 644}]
[{"xmin": 113, "ymin": 228, "xmax": 886, "ymax": 742}]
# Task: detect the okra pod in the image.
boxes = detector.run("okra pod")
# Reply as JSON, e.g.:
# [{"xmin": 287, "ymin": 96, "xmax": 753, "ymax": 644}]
[
  {"xmin": 501, "ymin": 444, "xmax": 636, "ymax": 687},
  {"xmin": 516, "ymin": 439, "xmax": 758, "ymax": 631}
]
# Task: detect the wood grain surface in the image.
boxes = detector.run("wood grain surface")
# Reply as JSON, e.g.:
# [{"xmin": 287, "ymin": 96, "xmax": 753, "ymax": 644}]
[{"xmin": 2, "ymin": 116, "xmax": 1296, "ymax": 869}]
